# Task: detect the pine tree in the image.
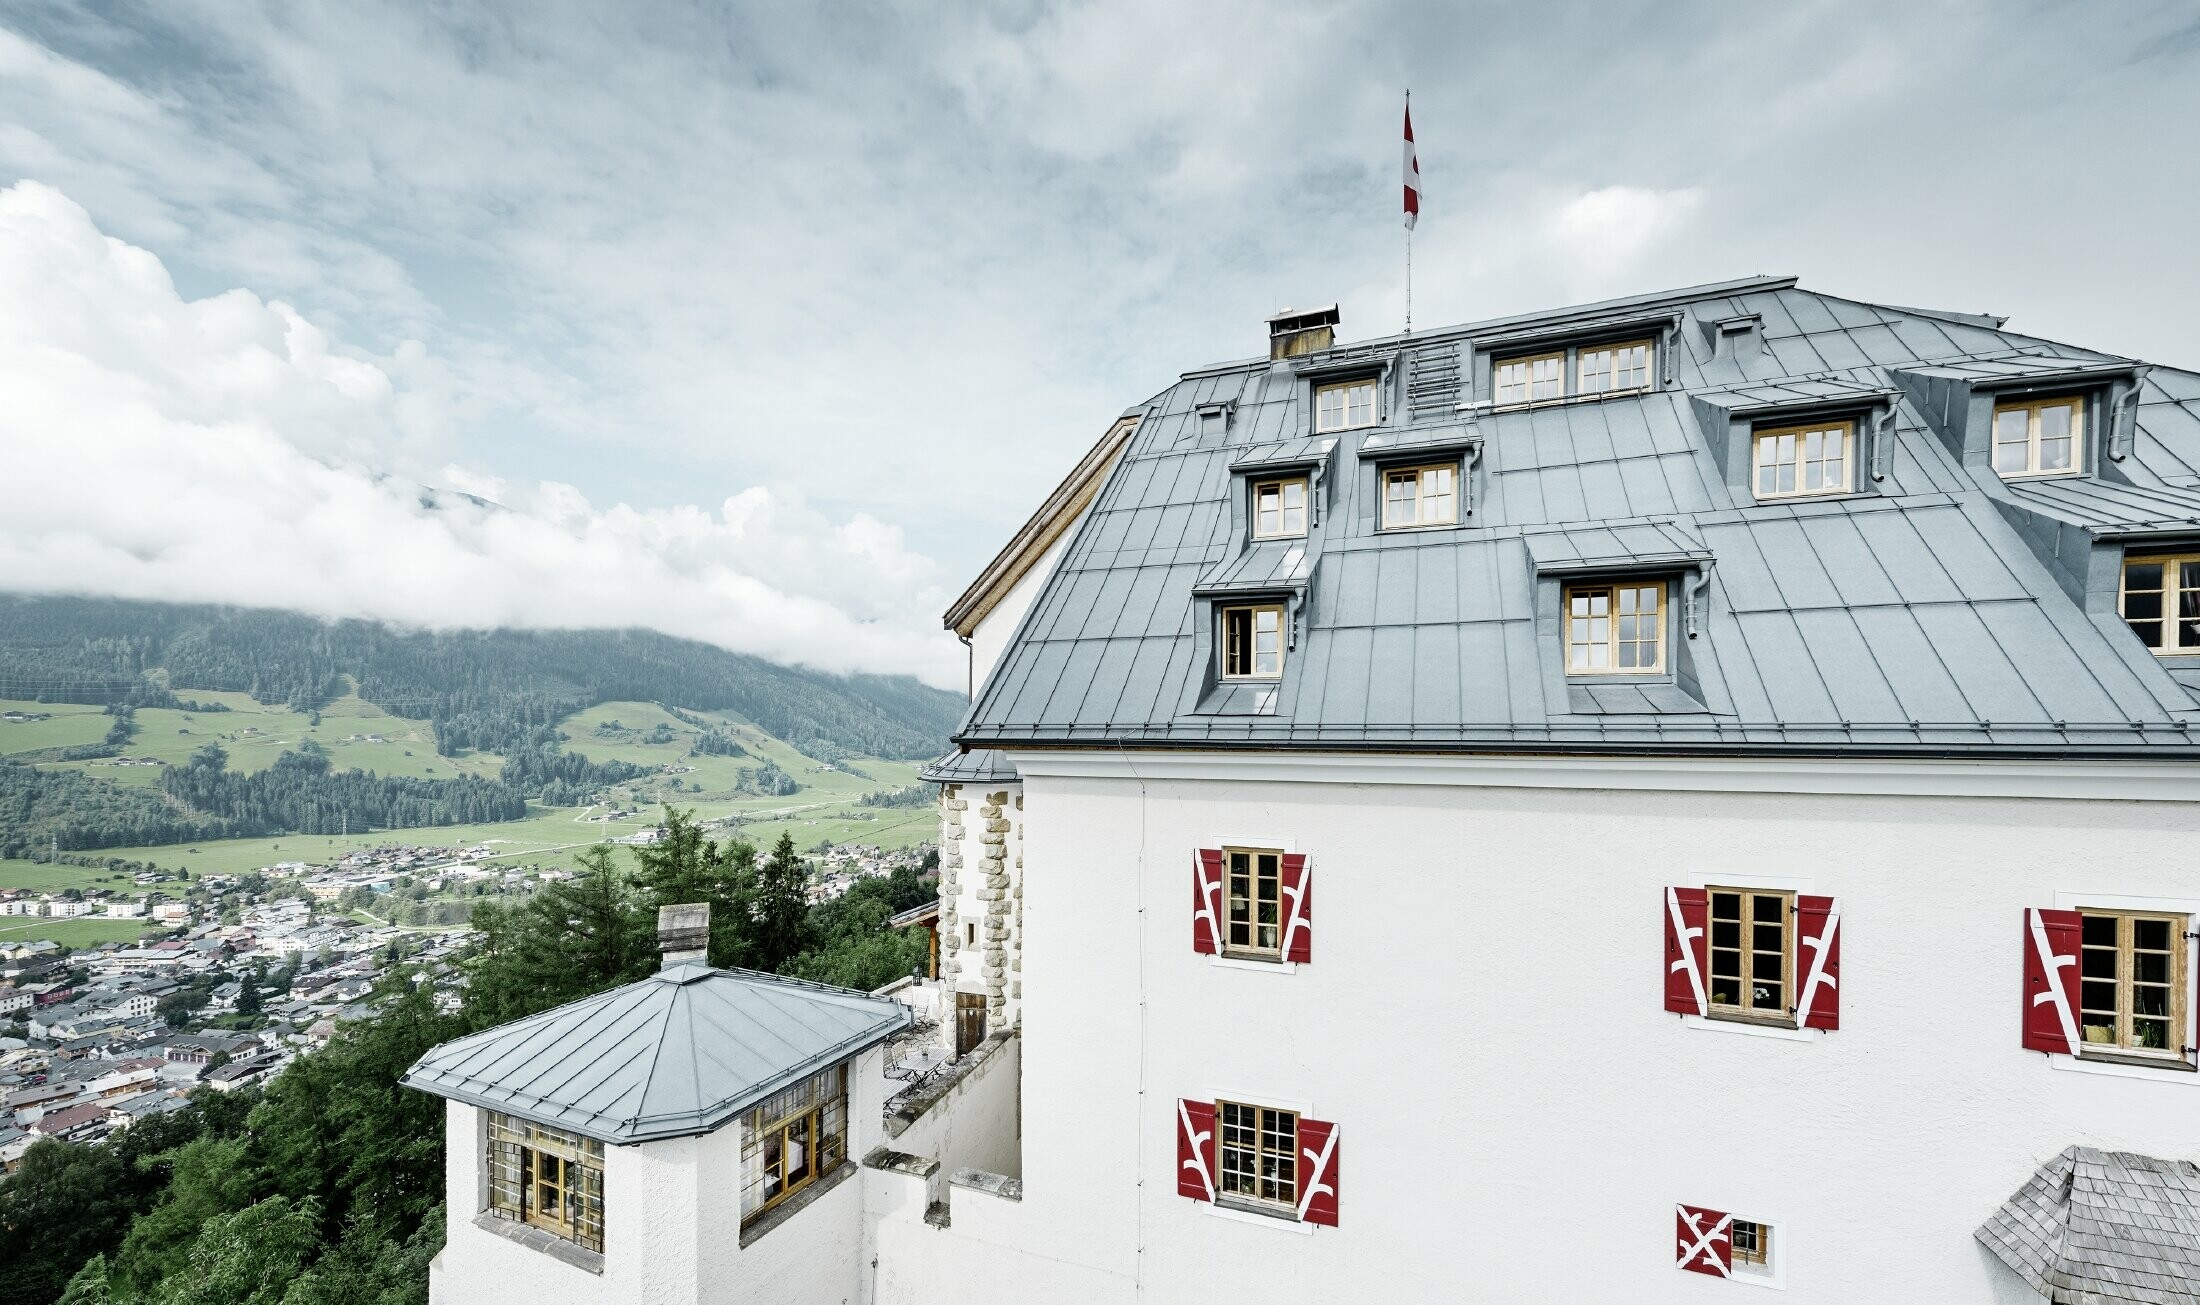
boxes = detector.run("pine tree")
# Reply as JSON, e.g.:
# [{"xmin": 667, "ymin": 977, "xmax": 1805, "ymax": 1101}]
[{"xmin": 750, "ymin": 833, "xmax": 812, "ymax": 975}]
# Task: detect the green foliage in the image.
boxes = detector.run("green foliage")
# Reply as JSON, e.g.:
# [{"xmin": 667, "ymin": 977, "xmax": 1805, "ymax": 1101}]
[
  {"xmin": 0, "ymin": 1140, "xmax": 134, "ymax": 1305},
  {"xmin": 110, "ymin": 1137, "xmax": 259, "ymax": 1297},
  {"xmin": 630, "ymin": 809, "xmax": 760, "ymax": 969},
  {"xmin": 465, "ymin": 847, "xmax": 652, "ymax": 1025},
  {"xmin": 149, "ymin": 1195, "xmax": 321, "ymax": 1305},
  {"xmin": 750, "ymin": 833, "xmax": 811, "ymax": 974}
]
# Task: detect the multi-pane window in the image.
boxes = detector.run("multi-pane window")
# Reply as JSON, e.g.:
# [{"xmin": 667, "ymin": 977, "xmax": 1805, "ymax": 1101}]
[
  {"xmin": 1380, "ymin": 464, "xmax": 1457, "ymax": 529},
  {"xmin": 2120, "ymin": 554, "xmax": 2200, "ymax": 654},
  {"xmin": 1314, "ymin": 379, "xmax": 1378, "ymax": 432},
  {"xmin": 1563, "ymin": 582, "xmax": 1665, "ymax": 674},
  {"xmin": 1224, "ymin": 848, "xmax": 1281, "ymax": 957},
  {"xmin": 1992, "ymin": 395, "xmax": 2084, "ymax": 477},
  {"xmin": 1218, "ymin": 1101, "xmax": 1297, "ymax": 1208},
  {"xmin": 1221, "ymin": 605, "xmax": 1284, "ymax": 679},
  {"xmin": 1708, "ymin": 887, "xmax": 1793, "ymax": 1020},
  {"xmin": 2078, "ymin": 910, "xmax": 2187, "ymax": 1056},
  {"xmin": 739, "ymin": 1065, "xmax": 849, "ymax": 1225},
  {"xmin": 1253, "ymin": 477, "xmax": 1309, "ymax": 539},
  {"xmin": 1753, "ymin": 420, "xmax": 1852, "ymax": 498},
  {"xmin": 1576, "ymin": 339, "xmax": 1653, "ymax": 395},
  {"xmin": 1732, "ymin": 1219, "xmax": 1772, "ymax": 1268},
  {"xmin": 486, "ymin": 1113, "xmax": 606, "ymax": 1253},
  {"xmin": 1494, "ymin": 351, "xmax": 1564, "ymax": 405}
]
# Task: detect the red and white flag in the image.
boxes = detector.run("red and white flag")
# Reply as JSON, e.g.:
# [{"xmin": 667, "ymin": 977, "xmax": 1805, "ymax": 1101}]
[{"xmin": 1402, "ymin": 95, "xmax": 1421, "ymax": 230}]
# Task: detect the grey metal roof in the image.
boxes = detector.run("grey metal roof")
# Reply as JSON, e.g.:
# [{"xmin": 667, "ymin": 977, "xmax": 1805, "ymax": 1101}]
[
  {"xmin": 401, "ymin": 962, "xmax": 912, "ymax": 1144},
  {"xmin": 957, "ymin": 278, "xmax": 2200, "ymax": 758},
  {"xmin": 1976, "ymin": 1146, "xmax": 2200, "ymax": 1304},
  {"xmin": 919, "ymin": 748, "xmax": 1019, "ymax": 784}
]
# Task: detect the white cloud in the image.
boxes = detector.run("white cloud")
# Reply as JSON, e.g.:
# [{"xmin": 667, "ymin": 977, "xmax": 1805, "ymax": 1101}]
[{"xmin": 0, "ymin": 182, "xmax": 962, "ymax": 687}]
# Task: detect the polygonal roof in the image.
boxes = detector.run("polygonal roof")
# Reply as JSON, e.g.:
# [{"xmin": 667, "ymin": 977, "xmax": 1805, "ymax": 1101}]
[{"xmin": 401, "ymin": 962, "xmax": 912, "ymax": 1144}]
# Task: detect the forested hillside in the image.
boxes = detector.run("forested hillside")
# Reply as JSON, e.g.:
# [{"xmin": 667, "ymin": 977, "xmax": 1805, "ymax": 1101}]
[{"xmin": 0, "ymin": 596, "xmax": 963, "ymax": 761}]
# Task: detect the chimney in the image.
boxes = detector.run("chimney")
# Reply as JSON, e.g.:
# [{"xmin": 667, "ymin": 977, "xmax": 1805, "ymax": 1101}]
[
  {"xmin": 658, "ymin": 902, "xmax": 710, "ymax": 969},
  {"xmin": 1267, "ymin": 305, "xmax": 1340, "ymax": 360}
]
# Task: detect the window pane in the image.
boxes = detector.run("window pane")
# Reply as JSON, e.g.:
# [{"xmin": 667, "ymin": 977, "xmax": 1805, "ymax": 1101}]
[
  {"xmin": 2081, "ymin": 947, "xmax": 2117, "ymax": 979},
  {"xmin": 2134, "ymin": 1018, "xmax": 2171, "ymax": 1050},
  {"xmin": 2129, "ymin": 620, "xmax": 2166, "ymax": 649},
  {"xmin": 1752, "ymin": 895, "xmax": 1783, "ymax": 923},
  {"xmin": 2082, "ymin": 914, "xmax": 2116, "ymax": 945},
  {"xmin": 2127, "ymin": 562, "xmax": 2165, "ymax": 591},
  {"xmin": 2125, "ymin": 591, "xmax": 2164, "ymax": 621}
]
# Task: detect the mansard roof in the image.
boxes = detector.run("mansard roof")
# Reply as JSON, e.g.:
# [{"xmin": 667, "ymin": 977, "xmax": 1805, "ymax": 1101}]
[
  {"xmin": 955, "ymin": 276, "xmax": 2200, "ymax": 758},
  {"xmin": 401, "ymin": 962, "xmax": 912, "ymax": 1144}
]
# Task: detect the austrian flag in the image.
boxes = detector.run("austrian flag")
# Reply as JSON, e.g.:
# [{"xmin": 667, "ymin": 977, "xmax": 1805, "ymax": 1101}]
[{"xmin": 1402, "ymin": 96, "xmax": 1422, "ymax": 230}]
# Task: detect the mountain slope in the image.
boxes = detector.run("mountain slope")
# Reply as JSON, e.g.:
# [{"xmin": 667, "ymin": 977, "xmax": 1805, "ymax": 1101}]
[{"xmin": 0, "ymin": 595, "xmax": 965, "ymax": 761}]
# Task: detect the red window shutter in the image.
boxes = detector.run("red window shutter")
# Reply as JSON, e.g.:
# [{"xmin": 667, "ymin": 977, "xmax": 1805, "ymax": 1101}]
[
  {"xmin": 2023, "ymin": 907, "xmax": 2082, "ymax": 1055},
  {"xmin": 1192, "ymin": 850, "xmax": 1224, "ymax": 955},
  {"xmin": 1663, "ymin": 888, "xmax": 1708, "ymax": 1016},
  {"xmin": 1176, "ymin": 1099, "xmax": 1217, "ymax": 1201},
  {"xmin": 1794, "ymin": 895, "xmax": 1841, "ymax": 1030},
  {"xmin": 1280, "ymin": 853, "xmax": 1312, "ymax": 964},
  {"xmin": 1296, "ymin": 1117, "xmax": 1339, "ymax": 1226},
  {"xmin": 1675, "ymin": 1204, "xmax": 1732, "ymax": 1277}
]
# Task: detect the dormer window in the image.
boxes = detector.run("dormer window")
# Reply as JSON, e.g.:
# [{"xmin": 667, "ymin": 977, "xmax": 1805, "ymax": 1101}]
[
  {"xmin": 1380, "ymin": 463, "xmax": 1457, "ymax": 529},
  {"xmin": 1753, "ymin": 419, "xmax": 1853, "ymax": 499},
  {"xmin": 1494, "ymin": 351, "xmax": 1563, "ymax": 405},
  {"xmin": 1252, "ymin": 477, "xmax": 1309, "ymax": 539},
  {"xmin": 1494, "ymin": 338, "xmax": 1654, "ymax": 407},
  {"xmin": 1221, "ymin": 604, "xmax": 1284, "ymax": 679},
  {"xmin": 1576, "ymin": 339, "xmax": 1653, "ymax": 395},
  {"xmin": 1313, "ymin": 378, "xmax": 1378, "ymax": 432},
  {"xmin": 2120, "ymin": 553, "xmax": 2200, "ymax": 654},
  {"xmin": 1564, "ymin": 581, "xmax": 1665, "ymax": 674},
  {"xmin": 1992, "ymin": 395, "xmax": 2084, "ymax": 478}
]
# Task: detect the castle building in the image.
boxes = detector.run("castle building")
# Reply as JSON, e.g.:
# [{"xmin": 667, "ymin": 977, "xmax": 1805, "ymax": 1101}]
[{"xmin": 414, "ymin": 276, "xmax": 2200, "ymax": 1303}]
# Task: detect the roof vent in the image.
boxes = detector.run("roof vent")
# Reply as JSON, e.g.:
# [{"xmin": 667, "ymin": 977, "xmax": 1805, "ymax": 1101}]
[
  {"xmin": 658, "ymin": 902, "xmax": 710, "ymax": 970},
  {"xmin": 1268, "ymin": 305, "xmax": 1340, "ymax": 360}
]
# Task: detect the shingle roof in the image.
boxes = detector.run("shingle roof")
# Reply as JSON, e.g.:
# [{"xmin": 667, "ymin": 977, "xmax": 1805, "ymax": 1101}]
[
  {"xmin": 1976, "ymin": 1146, "xmax": 2200, "ymax": 1303},
  {"xmin": 401, "ymin": 963, "xmax": 912, "ymax": 1144},
  {"xmin": 957, "ymin": 278, "xmax": 2200, "ymax": 758}
]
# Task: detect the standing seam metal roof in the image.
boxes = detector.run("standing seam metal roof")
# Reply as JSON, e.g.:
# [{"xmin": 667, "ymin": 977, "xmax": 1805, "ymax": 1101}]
[
  {"xmin": 401, "ymin": 963, "xmax": 913, "ymax": 1144},
  {"xmin": 955, "ymin": 278, "xmax": 2200, "ymax": 757}
]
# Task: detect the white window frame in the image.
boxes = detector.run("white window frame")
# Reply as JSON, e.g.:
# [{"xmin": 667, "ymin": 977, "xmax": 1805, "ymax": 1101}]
[
  {"xmin": 1313, "ymin": 378, "xmax": 1379, "ymax": 433},
  {"xmin": 1493, "ymin": 350, "xmax": 1566, "ymax": 407},
  {"xmin": 1991, "ymin": 394, "xmax": 2086, "ymax": 479},
  {"xmin": 1380, "ymin": 463, "xmax": 1459, "ymax": 530},
  {"xmin": 1251, "ymin": 477, "xmax": 1309, "ymax": 540},
  {"xmin": 1751, "ymin": 420, "xmax": 1855, "ymax": 500}
]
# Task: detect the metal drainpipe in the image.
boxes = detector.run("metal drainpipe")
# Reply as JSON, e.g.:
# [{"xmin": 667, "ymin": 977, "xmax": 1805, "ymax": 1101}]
[{"xmin": 960, "ymin": 634, "xmax": 974, "ymax": 701}]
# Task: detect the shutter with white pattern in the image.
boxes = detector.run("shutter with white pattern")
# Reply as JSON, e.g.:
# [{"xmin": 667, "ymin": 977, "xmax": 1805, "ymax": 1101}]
[
  {"xmin": 1793, "ymin": 894, "xmax": 1841, "ymax": 1030},
  {"xmin": 1664, "ymin": 888, "xmax": 1708, "ymax": 1016},
  {"xmin": 2023, "ymin": 907, "xmax": 2082, "ymax": 1055},
  {"xmin": 1176, "ymin": 1099, "xmax": 1217, "ymax": 1201},
  {"xmin": 1297, "ymin": 1116, "xmax": 1339, "ymax": 1226},
  {"xmin": 1192, "ymin": 850, "xmax": 1223, "ymax": 956},
  {"xmin": 1280, "ymin": 853, "xmax": 1312, "ymax": 964},
  {"xmin": 1675, "ymin": 1204, "xmax": 1732, "ymax": 1277}
]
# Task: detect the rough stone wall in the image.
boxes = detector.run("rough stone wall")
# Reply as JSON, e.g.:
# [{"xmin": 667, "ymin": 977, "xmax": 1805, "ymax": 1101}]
[
  {"xmin": 934, "ymin": 780, "xmax": 1023, "ymax": 1050},
  {"xmin": 936, "ymin": 783, "xmax": 964, "ymax": 1053}
]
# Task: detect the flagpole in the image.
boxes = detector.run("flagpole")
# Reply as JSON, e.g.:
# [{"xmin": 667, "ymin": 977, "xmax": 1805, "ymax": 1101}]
[{"xmin": 1403, "ymin": 88, "xmax": 1413, "ymax": 336}]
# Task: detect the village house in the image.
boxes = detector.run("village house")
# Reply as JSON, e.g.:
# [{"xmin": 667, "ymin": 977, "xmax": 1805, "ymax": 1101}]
[{"xmin": 409, "ymin": 277, "xmax": 2200, "ymax": 1302}]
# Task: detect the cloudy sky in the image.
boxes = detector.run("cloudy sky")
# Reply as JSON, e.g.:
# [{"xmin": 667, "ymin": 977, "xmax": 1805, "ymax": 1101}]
[{"xmin": 0, "ymin": 2, "xmax": 2196, "ymax": 688}]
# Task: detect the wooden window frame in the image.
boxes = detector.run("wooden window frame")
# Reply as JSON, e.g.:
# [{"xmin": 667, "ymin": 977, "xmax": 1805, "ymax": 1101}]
[
  {"xmin": 486, "ymin": 1113, "xmax": 606, "ymax": 1254},
  {"xmin": 1731, "ymin": 1218, "xmax": 1773, "ymax": 1270},
  {"xmin": 739, "ymin": 1064, "xmax": 849, "ymax": 1227},
  {"xmin": 1379, "ymin": 462, "xmax": 1459, "ymax": 530},
  {"xmin": 1706, "ymin": 886, "xmax": 1797, "ymax": 1027},
  {"xmin": 1221, "ymin": 604, "xmax": 1285, "ymax": 680},
  {"xmin": 1313, "ymin": 378, "xmax": 1379, "ymax": 433},
  {"xmin": 2076, "ymin": 908, "xmax": 2189, "ymax": 1060},
  {"xmin": 2119, "ymin": 553, "xmax": 2200, "ymax": 655},
  {"xmin": 1991, "ymin": 394, "xmax": 2086, "ymax": 479},
  {"xmin": 1493, "ymin": 350, "xmax": 1566, "ymax": 407},
  {"xmin": 1751, "ymin": 419, "xmax": 1855, "ymax": 499},
  {"xmin": 1574, "ymin": 338, "xmax": 1655, "ymax": 397},
  {"xmin": 1562, "ymin": 581, "xmax": 1667, "ymax": 676},
  {"xmin": 1252, "ymin": 477, "xmax": 1310, "ymax": 540},
  {"xmin": 1216, "ymin": 1099, "xmax": 1299, "ymax": 1212},
  {"xmin": 1222, "ymin": 846, "xmax": 1283, "ymax": 959}
]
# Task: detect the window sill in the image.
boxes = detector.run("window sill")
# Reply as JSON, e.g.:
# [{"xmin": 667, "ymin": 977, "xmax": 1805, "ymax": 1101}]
[
  {"xmin": 1996, "ymin": 469, "xmax": 2083, "ymax": 481},
  {"xmin": 1473, "ymin": 387, "xmax": 1654, "ymax": 415},
  {"xmin": 472, "ymin": 1212, "xmax": 603, "ymax": 1276},
  {"xmin": 1210, "ymin": 1197, "xmax": 1313, "ymax": 1235},
  {"xmin": 739, "ymin": 1159, "xmax": 855, "ymax": 1248},
  {"xmin": 1376, "ymin": 520, "xmax": 1467, "ymax": 534},
  {"xmin": 1210, "ymin": 954, "xmax": 1297, "ymax": 975},
  {"xmin": 2056, "ymin": 1049, "xmax": 2199, "ymax": 1079},
  {"xmin": 1682, "ymin": 1014, "xmax": 1812, "ymax": 1043}
]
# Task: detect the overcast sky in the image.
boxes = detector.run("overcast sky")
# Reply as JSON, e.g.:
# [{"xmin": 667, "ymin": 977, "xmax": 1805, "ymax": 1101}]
[{"xmin": 1, "ymin": 1, "xmax": 2196, "ymax": 688}]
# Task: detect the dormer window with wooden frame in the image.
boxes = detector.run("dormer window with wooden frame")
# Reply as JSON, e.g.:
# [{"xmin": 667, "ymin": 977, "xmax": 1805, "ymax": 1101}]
[
  {"xmin": 1992, "ymin": 394, "xmax": 2085, "ymax": 478},
  {"xmin": 1221, "ymin": 604, "xmax": 1284, "ymax": 680},
  {"xmin": 1493, "ymin": 337, "xmax": 1655, "ymax": 407},
  {"xmin": 2119, "ymin": 553, "xmax": 2200, "ymax": 654},
  {"xmin": 1753, "ymin": 419, "xmax": 1853, "ymax": 499},
  {"xmin": 1563, "ymin": 581, "xmax": 1665, "ymax": 675},
  {"xmin": 1252, "ymin": 477, "xmax": 1309, "ymax": 540},
  {"xmin": 1313, "ymin": 377, "xmax": 1378, "ymax": 433},
  {"xmin": 1380, "ymin": 463, "xmax": 1457, "ymax": 530}
]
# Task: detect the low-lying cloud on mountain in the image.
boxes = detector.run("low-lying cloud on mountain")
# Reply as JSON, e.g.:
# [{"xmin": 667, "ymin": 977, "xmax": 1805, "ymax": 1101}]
[{"xmin": 0, "ymin": 183, "xmax": 963, "ymax": 687}]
